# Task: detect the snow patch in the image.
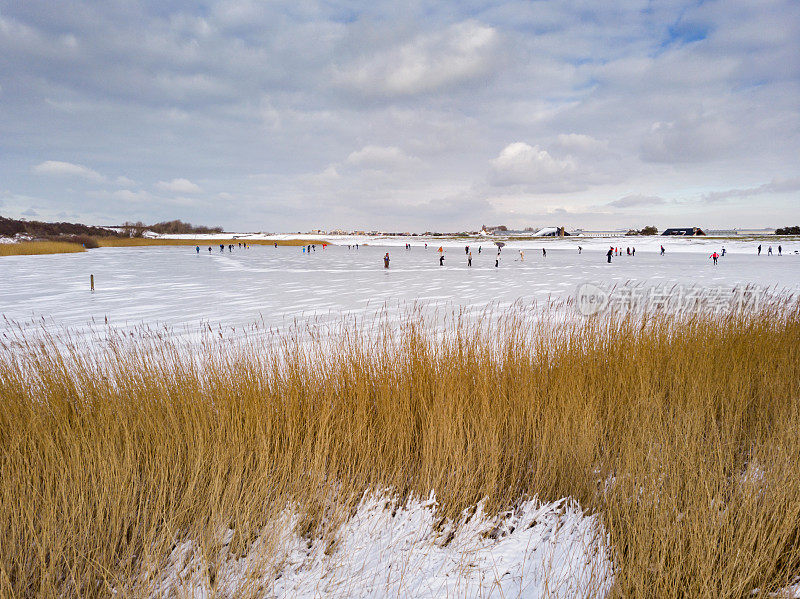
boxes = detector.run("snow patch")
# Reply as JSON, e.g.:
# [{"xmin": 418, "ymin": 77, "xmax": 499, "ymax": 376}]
[{"xmin": 145, "ymin": 493, "xmax": 612, "ymax": 598}]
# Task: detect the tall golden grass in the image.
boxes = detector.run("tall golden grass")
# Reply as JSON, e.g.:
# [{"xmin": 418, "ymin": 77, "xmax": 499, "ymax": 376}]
[
  {"xmin": 0, "ymin": 241, "xmax": 86, "ymax": 256},
  {"xmin": 95, "ymin": 238, "xmax": 323, "ymax": 247},
  {"xmin": 1, "ymin": 303, "xmax": 799, "ymax": 597}
]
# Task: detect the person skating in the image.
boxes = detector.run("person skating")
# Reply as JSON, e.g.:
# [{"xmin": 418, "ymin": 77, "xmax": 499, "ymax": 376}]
[
  {"xmin": 607, "ymin": 247, "xmax": 613, "ymax": 263},
  {"xmin": 660, "ymin": 245, "xmax": 665, "ymax": 256},
  {"xmin": 758, "ymin": 244, "xmax": 762, "ymax": 255},
  {"xmin": 219, "ymin": 244, "xmax": 224, "ymax": 252},
  {"xmin": 542, "ymin": 248, "xmax": 546, "ymax": 258},
  {"xmin": 439, "ymin": 254, "xmax": 445, "ymax": 266},
  {"xmin": 478, "ymin": 246, "xmax": 481, "ymax": 254},
  {"xmin": 632, "ymin": 247, "xmax": 636, "ymax": 256},
  {"xmin": 468, "ymin": 252, "xmax": 472, "ymax": 267},
  {"xmin": 778, "ymin": 245, "xmax": 782, "ymax": 255},
  {"xmin": 768, "ymin": 246, "xmax": 773, "ymax": 255},
  {"xmin": 384, "ymin": 253, "xmax": 390, "ymax": 268},
  {"xmin": 196, "ymin": 245, "xmax": 200, "ymax": 254},
  {"xmin": 721, "ymin": 247, "xmax": 726, "ymax": 257},
  {"xmin": 710, "ymin": 251, "xmax": 719, "ymax": 265},
  {"xmin": 465, "ymin": 245, "xmax": 469, "ymax": 254},
  {"xmin": 626, "ymin": 247, "xmax": 630, "ymax": 256},
  {"xmin": 578, "ymin": 246, "xmax": 582, "ymax": 254},
  {"xmin": 495, "ymin": 256, "xmax": 499, "ymax": 267}
]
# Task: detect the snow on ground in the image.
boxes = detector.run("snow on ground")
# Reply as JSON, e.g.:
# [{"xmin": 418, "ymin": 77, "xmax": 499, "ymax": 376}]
[
  {"xmin": 148, "ymin": 493, "xmax": 612, "ymax": 599},
  {"xmin": 1, "ymin": 237, "xmax": 798, "ymax": 336}
]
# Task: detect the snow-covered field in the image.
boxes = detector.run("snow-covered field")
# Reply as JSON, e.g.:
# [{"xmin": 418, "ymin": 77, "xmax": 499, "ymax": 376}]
[{"xmin": 1, "ymin": 236, "xmax": 798, "ymax": 335}]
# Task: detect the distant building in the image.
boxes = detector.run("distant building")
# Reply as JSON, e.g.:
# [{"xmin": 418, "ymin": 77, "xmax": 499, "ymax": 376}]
[{"xmin": 661, "ymin": 227, "xmax": 706, "ymax": 236}]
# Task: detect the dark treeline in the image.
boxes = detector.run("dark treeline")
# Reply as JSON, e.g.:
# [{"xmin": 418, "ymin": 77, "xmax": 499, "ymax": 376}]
[
  {"xmin": 776, "ymin": 225, "xmax": 800, "ymax": 235},
  {"xmin": 1, "ymin": 216, "xmax": 224, "ymax": 240},
  {"xmin": 0, "ymin": 215, "xmax": 121, "ymax": 239},
  {"xmin": 121, "ymin": 220, "xmax": 224, "ymax": 236}
]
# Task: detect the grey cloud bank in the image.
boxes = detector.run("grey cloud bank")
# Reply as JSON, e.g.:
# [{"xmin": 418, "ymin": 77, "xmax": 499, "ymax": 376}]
[{"xmin": 1, "ymin": 0, "xmax": 798, "ymax": 232}]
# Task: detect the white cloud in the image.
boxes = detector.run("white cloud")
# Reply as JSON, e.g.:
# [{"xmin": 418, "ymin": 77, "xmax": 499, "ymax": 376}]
[
  {"xmin": 489, "ymin": 142, "xmax": 577, "ymax": 188},
  {"xmin": 336, "ymin": 21, "xmax": 499, "ymax": 97},
  {"xmin": 33, "ymin": 160, "xmax": 105, "ymax": 182},
  {"xmin": 640, "ymin": 113, "xmax": 736, "ymax": 163},
  {"xmin": 156, "ymin": 178, "xmax": 202, "ymax": 194},
  {"xmin": 345, "ymin": 146, "xmax": 419, "ymax": 170},
  {"xmin": 554, "ymin": 134, "xmax": 609, "ymax": 155},
  {"xmin": 115, "ymin": 176, "xmax": 136, "ymax": 186},
  {"xmin": 703, "ymin": 177, "xmax": 800, "ymax": 203},
  {"xmin": 112, "ymin": 189, "xmax": 151, "ymax": 202}
]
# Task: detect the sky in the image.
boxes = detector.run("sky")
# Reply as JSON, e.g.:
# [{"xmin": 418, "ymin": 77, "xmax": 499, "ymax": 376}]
[{"xmin": 1, "ymin": 0, "xmax": 798, "ymax": 233}]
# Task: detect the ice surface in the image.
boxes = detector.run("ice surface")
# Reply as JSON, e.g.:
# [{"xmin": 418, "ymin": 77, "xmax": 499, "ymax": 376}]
[{"xmin": 1, "ymin": 237, "xmax": 798, "ymax": 335}]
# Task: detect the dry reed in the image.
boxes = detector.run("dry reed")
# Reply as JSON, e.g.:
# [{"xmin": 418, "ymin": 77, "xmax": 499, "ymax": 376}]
[
  {"xmin": 0, "ymin": 241, "xmax": 86, "ymax": 256},
  {"xmin": 0, "ymin": 302, "xmax": 799, "ymax": 597}
]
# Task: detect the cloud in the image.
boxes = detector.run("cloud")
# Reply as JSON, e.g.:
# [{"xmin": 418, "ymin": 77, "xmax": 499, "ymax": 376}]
[
  {"xmin": 609, "ymin": 194, "xmax": 667, "ymax": 208},
  {"xmin": 489, "ymin": 142, "xmax": 577, "ymax": 189},
  {"xmin": 3, "ymin": 2, "xmax": 800, "ymax": 231},
  {"xmin": 111, "ymin": 189, "xmax": 152, "ymax": 202},
  {"xmin": 22, "ymin": 208, "xmax": 38, "ymax": 217},
  {"xmin": 702, "ymin": 177, "xmax": 800, "ymax": 203},
  {"xmin": 345, "ymin": 145, "xmax": 419, "ymax": 169},
  {"xmin": 33, "ymin": 160, "xmax": 104, "ymax": 182},
  {"xmin": 335, "ymin": 21, "xmax": 499, "ymax": 97},
  {"xmin": 640, "ymin": 113, "xmax": 736, "ymax": 163},
  {"xmin": 156, "ymin": 178, "xmax": 202, "ymax": 194},
  {"xmin": 553, "ymin": 134, "xmax": 609, "ymax": 155}
]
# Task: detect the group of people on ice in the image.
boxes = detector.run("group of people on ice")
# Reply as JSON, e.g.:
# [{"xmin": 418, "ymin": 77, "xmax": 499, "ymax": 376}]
[
  {"xmin": 757, "ymin": 244, "xmax": 783, "ymax": 256},
  {"xmin": 195, "ymin": 241, "xmax": 250, "ymax": 253},
  {"xmin": 606, "ymin": 246, "xmax": 637, "ymax": 263}
]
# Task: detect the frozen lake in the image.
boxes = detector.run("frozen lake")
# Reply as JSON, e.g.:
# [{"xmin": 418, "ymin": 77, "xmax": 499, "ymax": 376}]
[{"xmin": 1, "ymin": 238, "xmax": 799, "ymax": 336}]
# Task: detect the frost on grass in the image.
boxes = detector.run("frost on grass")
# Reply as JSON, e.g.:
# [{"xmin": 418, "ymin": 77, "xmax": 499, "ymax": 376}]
[{"xmin": 145, "ymin": 493, "xmax": 612, "ymax": 598}]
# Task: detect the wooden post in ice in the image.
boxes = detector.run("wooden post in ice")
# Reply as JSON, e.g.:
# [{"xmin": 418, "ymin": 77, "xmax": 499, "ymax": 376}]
[{"xmin": 90, "ymin": 274, "xmax": 94, "ymax": 292}]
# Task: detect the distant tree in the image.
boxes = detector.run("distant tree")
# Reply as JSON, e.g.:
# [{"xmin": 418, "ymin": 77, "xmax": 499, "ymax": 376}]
[
  {"xmin": 627, "ymin": 225, "xmax": 658, "ymax": 236},
  {"xmin": 122, "ymin": 221, "xmax": 144, "ymax": 237},
  {"xmin": 148, "ymin": 220, "xmax": 223, "ymax": 235},
  {"xmin": 775, "ymin": 225, "xmax": 800, "ymax": 235}
]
